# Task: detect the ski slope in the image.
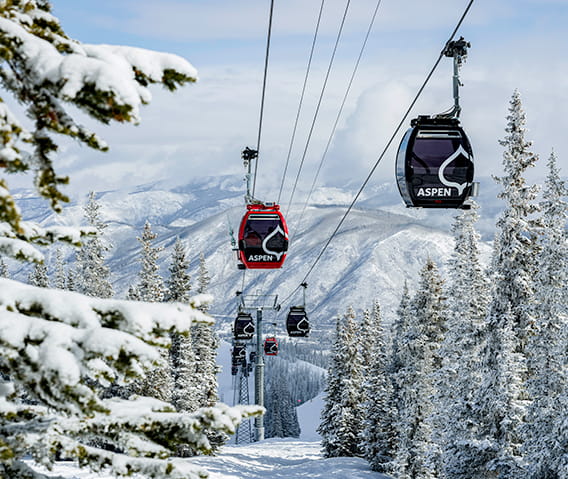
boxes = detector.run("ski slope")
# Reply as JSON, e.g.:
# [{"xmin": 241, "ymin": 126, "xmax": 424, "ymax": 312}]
[
  {"xmin": 31, "ymin": 396, "xmax": 385, "ymax": 479},
  {"xmin": 30, "ymin": 343, "xmax": 388, "ymax": 479},
  {"xmin": 32, "ymin": 438, "xmax": 388, "ymax": 479},
  {"xmin": 186, "ymin": 439, "xmax": 388, "ymax": 479}
]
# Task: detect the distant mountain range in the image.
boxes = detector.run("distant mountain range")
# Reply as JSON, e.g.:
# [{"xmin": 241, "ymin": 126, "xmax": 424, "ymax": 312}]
[{"xmin": 12, "ymin": 175, "xmax": 506, "ymax": 339}]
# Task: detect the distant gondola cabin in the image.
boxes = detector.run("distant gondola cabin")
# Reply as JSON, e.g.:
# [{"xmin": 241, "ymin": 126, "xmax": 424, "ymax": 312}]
[
  {"xmin": 263, "ymin": 337, "xmax": 278, "ymax": 356},
  {"xmin": 232, "ymin": 343, "xmax": 247, "ymax": 365},
  {"xmin": 396, "ymin": 116, "xmax": 474, "ymax": 209},
  {"xmin": 238, "ymin": 203, "xmax": 289, "ymax": 269}
]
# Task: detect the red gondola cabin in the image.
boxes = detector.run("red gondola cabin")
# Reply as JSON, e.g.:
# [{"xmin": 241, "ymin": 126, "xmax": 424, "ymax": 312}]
[
  {"xmin": 238, "ymin": 203, "xmax": 289, "ymax": 269},
  {"xmin": 263, "ymin": 337, "xmax": 279, "ymax": 356}
]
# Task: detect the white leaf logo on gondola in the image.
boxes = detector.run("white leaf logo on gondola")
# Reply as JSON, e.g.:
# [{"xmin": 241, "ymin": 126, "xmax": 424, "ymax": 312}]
[
  {"xmin": 438, "ymin": 145, "xmax": 471, "ymax": 195},
  {"xmin": 297, "ymin": 318, "xmax": 310, "ymax": 333},
  {"xmin": 262, "ymin": 225, "xmax": 287, "ymax": 260}
]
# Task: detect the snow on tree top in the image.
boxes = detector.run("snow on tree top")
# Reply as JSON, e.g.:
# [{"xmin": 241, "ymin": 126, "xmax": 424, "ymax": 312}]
[
  {"xmin": 0, "ymin": 278, "xmax": 213, "ymax": 340},
  {"xmin": 0, "ymin": 17, "xmax": 198, "ymax": 122}
]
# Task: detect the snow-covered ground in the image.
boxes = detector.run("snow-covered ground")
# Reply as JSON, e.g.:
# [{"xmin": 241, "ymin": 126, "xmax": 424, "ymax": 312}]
[
  {"xmin": 30, "ymin": 339, "xmax": 388, "ymax": 479},
  {"xmin": 33, "ymin": 437, "xmax": 387, "ymax": 479},
  {"xmin": 31, "ymin": 395, "xmax": 385, "ymax": 479},
  {"xmin": 186, "ymin": 439, "xmax": 388, "ymax": 479}
]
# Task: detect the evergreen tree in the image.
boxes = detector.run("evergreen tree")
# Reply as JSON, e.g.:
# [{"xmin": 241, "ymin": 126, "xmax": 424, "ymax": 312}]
[
  {"xmin": 0, "ymin": 278, "xmax": 260, "ymax": 479},
  {"xmin": 393, "ymin": 260, "xmax": 446, "ymax": 479},
  {"xmin": 390, "ymin": 281, "xmax": 412, "ymax": 388},
  {"xmin": 53, "ymin": 247, "xmax": 67, "ymax": 290},
  {"xmin": 434, "ymin": 203, "xmax": 491, "ymax": 478},
  {"xmin": 75, "ymin": 192, "xmax": 113, "ymax": 298},
  {"xmin": 524, "ymin": 151, "xmax": 568, "ymax": 477},
  {"xmin": 165, "ymin": 238, "xmax": 199, "ymax": 414},
  {"xmin": 0, "ymin": 1, "xmax": 197, "ymax": 264},
  {"xmin": 387, "ymin": 283, "xmax": 412, "ymax": 472},
  {"xmin": 477, "ymin": 306, "xmax": 528, "ymax": 477},
  {"xmin": 490, "ymin": 89, "xmax": 540, "ymax": 351},
  {"xmin": 196, "ymin": 252, "xmax": 211, "ymax": 300},
  {"xmin": 265, "ymin": 370, "xmax": 300, "ymax": 439},
  {"xmin": 0, "ymin": 4, "xmax": 262, "ymax": 478},
  {"xmin": 166, "ymin": 237, "xmax": 192, "ymax": 303},
  {"xmin": 129, "ymin": 221, "xmax": 170, "ymax": 401},
  {"xmin": 363, "ymin": 300, "xmax": 397, "ymax": 473},
  {"xmin": 474, "ymin": 90, "xmax": 538, "ymax": 477},
  {"xmin": 192, "ymin": 252, "xmax": 219, "ymax": 408},
  {"xmin": 27, "ymin": 262, "xmax": 49, "ymax": 288},
  {"xmin": 132, "ymin": 221, "xmax": 165, "ymax": 303},
  {"xmin": 66, "ymin": 265, "xmax": 78, "ymax": 292},
  {"xmin": 126, "ymin": 284, "xmax": 140, "ymax": 301},
  {"xmin": 0, "ymin": 256, "xmax": 8, "ymax": 278},
  {"xmin": 318, "ymin": 307, "xmax": 365, "ymax": 458}
]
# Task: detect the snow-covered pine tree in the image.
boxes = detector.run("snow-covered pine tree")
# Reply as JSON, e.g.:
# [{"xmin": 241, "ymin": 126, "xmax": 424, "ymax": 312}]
[
  {"xmin": 473, "ymin": 90, "xmax": 538, "ymax": 478},
  {"xmin": 165, "ymin": 237, "xmax": 200, "ymax": 415},
  {"xmin": 363, "ymin": 299, "xmax": 397, "ymax": 473},
  {"xmin": 66, "ymin": 265, "xmax": 78, "ymax": 292},
  {"xmin": 0, "ymin": 4, "xmax": 260, "ymax": 478},
  {"xmin": 197, "ymin": 252, "xmax": 211, "ymax": 299},
  {"xmin": 75, "ymin": 192, "xmax": 113, "ymax": 298},
  {"xmin": 126, "ymin": 284, "xmax": 140, "ymax": 301},
  {"xmin": 393, "ymin": 260, "xmax": 446, "ymax": 479},
  {"xmin": 0, "ymin": 1, "xmax": 196, "ymax": 263},
  {"xmin": 193, "ymin": 252, "xmax": 219, "ymax": 409},
  {"xmin": 0, "ymin": 255, "xmax": 8, "ymax": 277},
  {"xmin": 265, "ymin": 368, "xmax": 300, "ymax": 439},
  {"xmin": 387, "ymin": 282, "xmax": 412, "ymax": 472},
  {"xmin": 523, "ymin": 151, "xmax": 568, "ymax": 477},
  {"xmin": 131, "ymin": 221, "xmax": 165, "ymax": 303},
  {"xmin": 166, "ymin": 237, "xmax": 192, "ymax": 304},
  {"xmin": 27, "ymin": 261, "xmax": 49, "ymax": 287},
  {"xmin": 129, "ymin": 221, "xmax": 170, "ymax": 401},
  {"xmin": 318, "ymin": 317, "xmax": 346, "ymax": 457},
  {"xmin": 490, "ymin": 89, "xmax": 540, "ymax": 351},
  {"xmin": 318, "ymin": 307, "xmax": 365, "ymax": 458},
  {"xmin": 434, "ymin": 202, "xmax": 491, "ymax": 478},
  {"xmin": 53, "ymin": 247, "xmax": 67, "ymax": 289},
  {"xmin": 477, "ymin": 305, "xmax": 528, "ymax": 477},
  {"xmin": 390, "ymin": 281, "xmax": 412, "ymax": 388},
  {"xmin": 0, "ymin": 279, "xmax": 261, "ymax": 479}
]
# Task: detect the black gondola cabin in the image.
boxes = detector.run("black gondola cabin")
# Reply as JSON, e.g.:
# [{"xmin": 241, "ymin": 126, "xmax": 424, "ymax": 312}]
[
  {"xmin": 231, "ymin": 343, "xmax": 246, "ymax": 365},
  {"xmin": 238, "ymin": 203, "xmax": 289, "ymax": 269},
  {"xmin": 396, "ymin": 116, "xmax": 474, "ymax": 209},
  {"xmin": 286, "ymin": 307, "xmax": 310, "ymax": 337},
  {"xmin": 234, "ymin": 312, "xmax": 255, "ymax": 340}
]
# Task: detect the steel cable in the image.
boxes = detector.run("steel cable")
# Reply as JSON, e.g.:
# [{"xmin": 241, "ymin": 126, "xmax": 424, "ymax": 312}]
[{"xmin": 280, "ymin": 0, "xmax": 475, "ymax": 306}]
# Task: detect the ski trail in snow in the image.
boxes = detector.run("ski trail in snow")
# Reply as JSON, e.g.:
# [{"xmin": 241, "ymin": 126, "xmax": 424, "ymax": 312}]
[{"xmin": 188, "ymin": 439, "xmax": 388, "ymax": 479}]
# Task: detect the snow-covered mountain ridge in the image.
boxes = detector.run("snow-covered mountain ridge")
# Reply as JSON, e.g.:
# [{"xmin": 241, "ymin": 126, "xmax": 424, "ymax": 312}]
[{"xmin": 13, "ymin": 175, "xmax": 498, "ymax": 336}]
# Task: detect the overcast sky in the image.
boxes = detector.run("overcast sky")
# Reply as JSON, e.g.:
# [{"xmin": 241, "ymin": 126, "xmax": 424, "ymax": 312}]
[{"xmin": 36, "ymin": 0, "xmax": 568, "ymax": 201}]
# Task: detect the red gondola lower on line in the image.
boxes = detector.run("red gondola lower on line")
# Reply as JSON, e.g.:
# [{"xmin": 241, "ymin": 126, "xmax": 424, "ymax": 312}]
[{"xmin": 263, "ymin": 336, "xmax": 278, "ymax": 356}]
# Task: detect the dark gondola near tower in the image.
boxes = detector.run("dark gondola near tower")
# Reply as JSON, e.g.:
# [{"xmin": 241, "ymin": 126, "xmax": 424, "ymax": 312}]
[
  {"xmin": 234, "ymin": 311, "xmax": 255, "ymax": 340},
  {"xmin": 396, "ymin": 37, "xmax": 477, "ymax": 209}
]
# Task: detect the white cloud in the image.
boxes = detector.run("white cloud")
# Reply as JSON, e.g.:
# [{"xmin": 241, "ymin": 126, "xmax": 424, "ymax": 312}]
[{"xmin": 11, "ymin": 0, "xmax": 568, "ymax": 205}]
